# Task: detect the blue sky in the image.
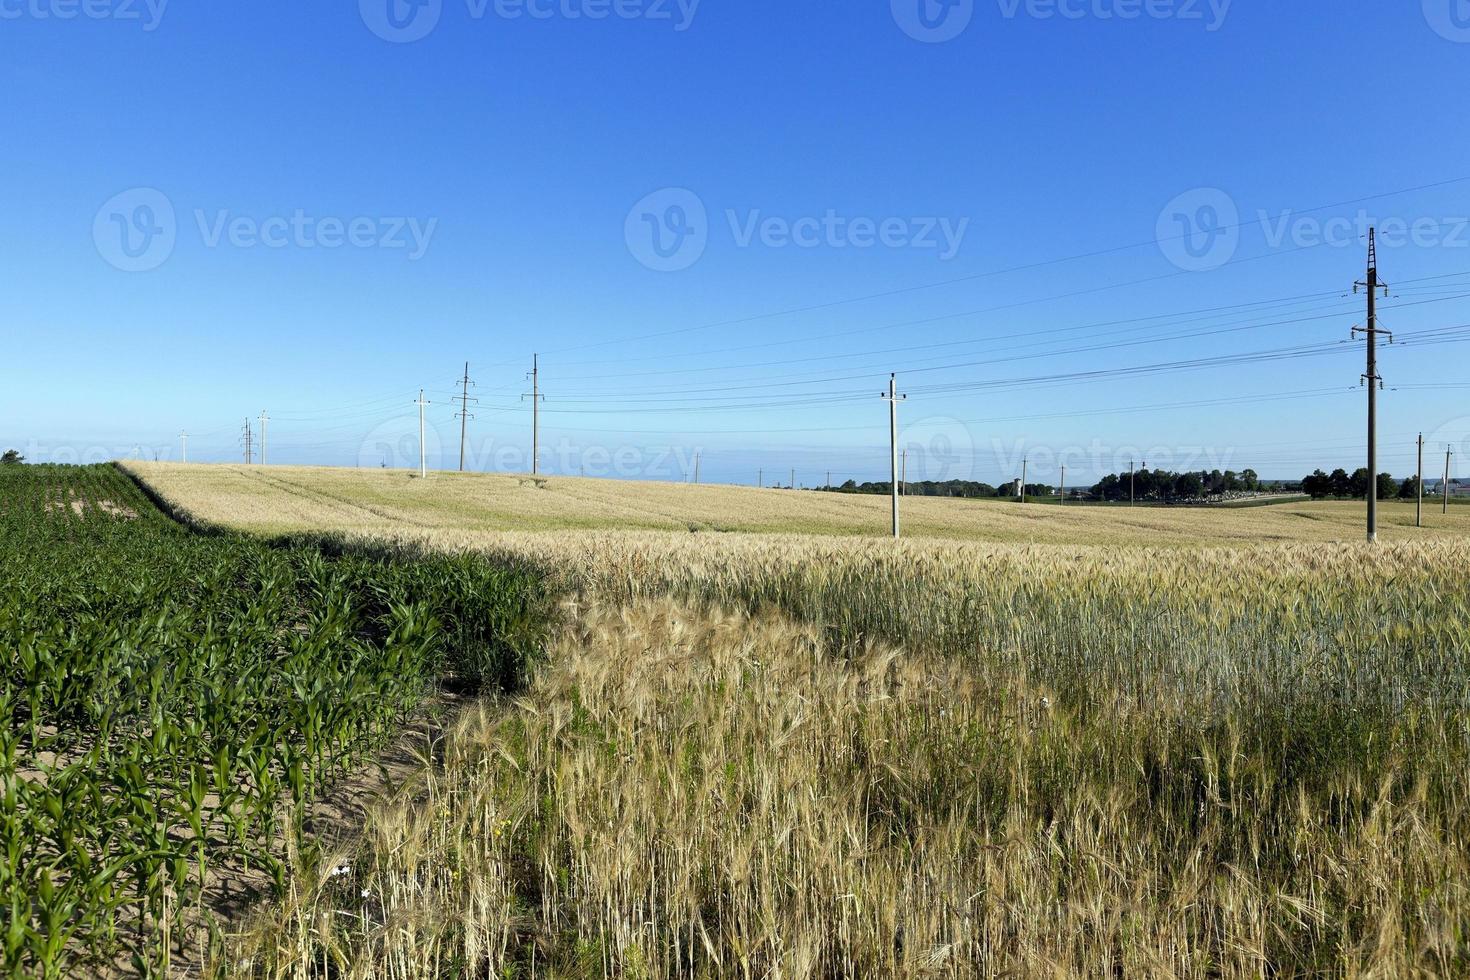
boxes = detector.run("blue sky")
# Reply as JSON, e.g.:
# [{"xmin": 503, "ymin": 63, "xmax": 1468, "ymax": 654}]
[{"xmin": 4, "ymin": 0, "xmax": 1470, "ymax": 486}]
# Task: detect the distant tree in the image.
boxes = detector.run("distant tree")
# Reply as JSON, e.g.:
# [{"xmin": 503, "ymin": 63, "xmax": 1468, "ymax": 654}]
[
  {"xmin": 0, "ymin": 450, "xmax": 22, "ymax": 465},
  {"xmin": 1240, "ymin": 468, "xmax": 1260, "ymax": 492},
  {"xmin": 1222, "ymin": 470, "xmax": 1240, "ymax": 492},
  {"xmin": 1327, "ymin": 468, "xmax": 1350, "ymax": 498},
  {"xmin": 1302, "ymin": 469, "xmax": 1331, "ymax": 499},
  {"xmin": 1399, "ymin": 475, "xmax": 1421, "ymax": 500},
  {"xmin": 1376, "ymin": 472, "xmax": 1399, "ymax": 501},
  {"xmin": 1174, "ymin": 472, "xmax": 1204, "ymax": 499},
  {"xmin": 840, "ymin": 479, "xmax": 857, "ymax": 491},
  {"xmin": 1348, "ymin": 468, "xmax": 1371, "ymax": 499}
]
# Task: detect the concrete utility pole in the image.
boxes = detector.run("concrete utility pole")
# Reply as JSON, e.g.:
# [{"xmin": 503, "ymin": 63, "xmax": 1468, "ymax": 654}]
[
  {"xmin": 1354, "ymin": 229, "xmax": 1391, "ymax": 543},
  {"xmin": 416, "ymin": 389, "xmax": 431, "ymax": 479},
  {"xmin": 1417, "ymin": 433, "xmax": 1425, "ymax": 528},
  {"xmin": 258, "ymin": 411, "xmax": 269, "ymax": 466},
  {"xmin": 758, "ymin": 468, "xmax": 762, "ymax": 488},
  {"xmin": 1447, "ymin": 446, "xmax": 1455, "ymax": 516},
  {"xmin": 456, "ymin": 362, "xmax": 476, "ymax": 472},
  {"xmin": 881, "ymin": 373, "xmax": 907, "ymax": 538},
  {"xmin": 180, "ymin": 431, "xmax": 188, "ymax": 464},
  {"xmin": 693, "ymin": 453, "xmax": 700, "ymax": 484},
  {"xmin": 1060, "ymin": 464, "xmax": 1066, "ymax": 504},
  {"xmin": 1130, "ymin": 458, "xmax": 1135, "ymax": 506},
  {"xmin": 790, "ymin": 468, "xmax": 795, "ymax": 490},
  {"xmin": 1020, "ymin": 458, "xmax": 1028, "ymax": 503},
  {"xmin": 523, "ymin": 355, "xmax": 544, "ymax": 475}
]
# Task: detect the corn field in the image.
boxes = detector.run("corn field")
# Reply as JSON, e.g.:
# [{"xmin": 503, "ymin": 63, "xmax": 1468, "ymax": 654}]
[{"xmin": 0, "ymin": 465, "xmax": 550, "ymax": 977}]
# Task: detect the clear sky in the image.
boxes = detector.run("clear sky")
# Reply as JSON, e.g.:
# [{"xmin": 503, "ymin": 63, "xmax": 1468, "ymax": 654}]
[{"xmin": 4, "ymin": 1, "xmax": 1470, "ymax": 487}]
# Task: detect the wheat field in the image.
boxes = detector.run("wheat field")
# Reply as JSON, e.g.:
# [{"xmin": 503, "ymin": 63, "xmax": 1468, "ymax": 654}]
[
  {"xmin": 120, "ymin": 462, "xmax": 1470, "ymax": 978},
  {"xmin": 122, "ymin": 461, "xmax": 1470, "ymax": 547}
]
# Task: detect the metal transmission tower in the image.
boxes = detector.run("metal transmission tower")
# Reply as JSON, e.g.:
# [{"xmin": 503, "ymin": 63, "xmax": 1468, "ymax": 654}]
[
  {"xmin": 416, "ymin": 390, "xmax": 431, "ymax": 479},
  {"xmin": 455, "ymin": 362, "xmax": 477, "ymax": 472},
  {"xmin": 881, "ymin": 373, "xmax": 907, "ymax": 538},
  {"xmin": 241, "ymin": 419, "xmax": 254, "ymax": 465},
  {"xmin": 522, "ymin": 354, "xmax": 545, "ymax": 475},
  {"xmin": 258, "ymin": 411, "xmax": 269, "ymax": 466},
  {"xmin": 1354, "ymin": 229, "xmax": 1391, "ymax": 543}
]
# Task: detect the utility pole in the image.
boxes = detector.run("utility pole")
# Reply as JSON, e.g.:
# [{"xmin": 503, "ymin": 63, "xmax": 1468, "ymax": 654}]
[
  {"xmin": 455, "ymin": 362, "xmax": 477, "ymax": 472},
  {"xmin": 693, "ymin": 453, "xmax": 701, "ymax": 485},
  {"xmin": 1130, "ymin": 458, "xmax": 1135, "ymax": 506},
  {"xmin": 1417, "ymin": 433, "xmax": 1425, "ymax": 528},
  {"xmin": 1060, "ymin": 464, "xmax": 1066, "ymax": 504},
  {"xmin": 1447, "ymin": 446, "xmax": 1455, "ymax": 516},
  {"xmin": 1354, "ymin": 229, "xmax": 1391, "ymax": 543},
  {"xmin": 258, "ymin": 411, "xmax": 269, "ymax": 466},
  {"xmin": 1020, "ymin": 458, "xmax": 1027, "ymax": 503},
  {"xmin": 180, "ymin": 431, "xmax": 187, "ymax": 464},
  {"xmin": 522, "ymin": 355, "xmax": 544, "ymax": 475},
  {"xmin": 414, "ymin": 390, "xmax": 431, "ymax": 478},
  {"xmin": 758, "ymin": 468, "xmax": 762, "ymax": 488},
  {"xmin": 881, "ymin": 373, "xmax": 907, "ymax": 538},
  {"xmin": 790, "ymin": 468, "xmax": 795, "ymax": 490},
  {"xmin": 826, "ymin": 470, "xmax": 832, "ymax": 490},
  {"xmin": 241, "ymin": 419, "xmax": 253, "ymax": 465}
]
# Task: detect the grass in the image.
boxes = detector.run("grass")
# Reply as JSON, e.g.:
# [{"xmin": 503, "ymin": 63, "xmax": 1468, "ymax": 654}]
[
  {"xmin": 117, "ymin": 462, "xmax": 1470, "ymax": 977},
  {"xmin": 122, "ymin": 461, "xmax": 1470, "ymax": 547}
]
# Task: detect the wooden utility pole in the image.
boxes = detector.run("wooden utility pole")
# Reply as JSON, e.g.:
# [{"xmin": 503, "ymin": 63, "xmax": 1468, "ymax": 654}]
[
  {"xmin": 1417, "ymin": 433, "xmax": 1425, "ymax": 528},
  {"xmin": 1354, "ymin": 230, "xmax": 1390, "ymax": 543},
  {"xmin": 1447, "ymin": 446, "xmax": 1455, "ymax": 515},
  {"xmin": 881, "ymin": 373, "xmax": 907, "ymax": 538}
]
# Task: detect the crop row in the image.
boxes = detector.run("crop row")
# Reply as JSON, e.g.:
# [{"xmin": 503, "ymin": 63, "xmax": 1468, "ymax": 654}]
[{"xmin": 0, "ymin": 464, "xmax": 552, "ymax": 977}]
